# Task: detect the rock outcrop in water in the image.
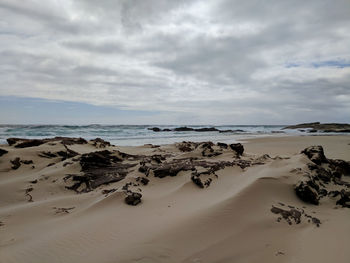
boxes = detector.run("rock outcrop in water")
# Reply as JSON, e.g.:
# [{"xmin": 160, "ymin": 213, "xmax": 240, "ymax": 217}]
[
  {"xmin": 283, "ymin": 122, "xmax": 350, "ymax": 133},
  {"xmin": 148, "ymin": 127, "xmax": 246, "ymax": 133}
]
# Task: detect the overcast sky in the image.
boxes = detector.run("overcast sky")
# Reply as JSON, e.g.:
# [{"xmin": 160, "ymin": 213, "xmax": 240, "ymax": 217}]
[{"xmin": 0, "ymin": 0, "xmax": 349, "ymax": 125}]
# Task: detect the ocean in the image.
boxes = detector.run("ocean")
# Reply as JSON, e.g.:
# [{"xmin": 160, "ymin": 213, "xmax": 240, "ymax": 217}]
[{"xmin": 0, "ymin": 124, "xmax": 337, "ymax": 146}]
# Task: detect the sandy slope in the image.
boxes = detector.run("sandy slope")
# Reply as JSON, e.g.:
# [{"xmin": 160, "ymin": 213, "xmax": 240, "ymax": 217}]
[{"xmin": 0, "ymin": 136, "xmax": 349, "ymax": 263}]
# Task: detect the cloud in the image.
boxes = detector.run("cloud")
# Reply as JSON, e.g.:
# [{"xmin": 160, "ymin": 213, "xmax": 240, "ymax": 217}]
[{"xmin": 0, "ymin": 0, "xmax": 349, "ymax": 124}]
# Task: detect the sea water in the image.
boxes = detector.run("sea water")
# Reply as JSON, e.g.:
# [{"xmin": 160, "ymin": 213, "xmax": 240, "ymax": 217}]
[{"xmin": 0, "ymin": 124, "xmax": 335, "ymax": 146}]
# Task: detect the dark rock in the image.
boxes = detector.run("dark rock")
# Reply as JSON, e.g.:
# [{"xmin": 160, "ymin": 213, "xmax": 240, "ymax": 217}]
[
  {"xmin": 125, "ymin": 192, "xmax": 142, "ymax": 206},
  {"xmin": 153, "ymin": 164, "xmax": 185, "ymax": 178},
  {"xmin": 21, "ymin": 160, "xmax": 33, "ymax": 165},
  {"xmin": 191, "ymin": 175, "xmax": 204, "ymax": 188},
  {"xmin": 14, "ymin": 139, "xmax": 45, "ymax": 148},
  {"xmin": 336, "ymin": 190, "xmax": 350, "ymax": 208},
  {"xmin": 194, "ymin": 127, "xmax": 218, "ymax": 132},
  {"xmin": 25, "ymin": 187, "xmax": 34, "ymax": 202},
  {"xmin": 56, "ymin": 145, "xmax": 79, "ymax": 161},
  {"xmin": 301, "ymin": 146, "xmax": 327, "ymax": 165},
  {"xmin": 139, "ymin": 157, "xmax": 245, "ymax": 179},
  {"xmin": 315, "ymin": 167, "xmax": 332, "ymax": 183},
  {"xmin": 163, "ymin": 129, "xmax": 171, "ymax": 131},
  {"xmin": 174, "ymin": 127, "xmax": 194, "ymax": 132},
  {"xmin": 191, "ymin": 173, "xmax": 213, "ymax": 188},
  {"xmin": 308, "ymin": 129, "xmax": 317, "ymax": 133},
  {"xmin": 283, "ymin": 122, "xmax": 321, "ymax": 129},
  {"xmin": 7, "ymin": 137, "xmax": 87, "ymax": 148},
  {"xmin": 229, "ymin": 143, "xmax": 244, "ymax": 156},
  {"xmin": 101, "ymin": 188, "xmax": 117, "ymax": 196},
  {"xmin": 271, "ymin": 206, "xmax": 301, "ymax": 224},
  {"xmin": 200, "ymin": 142, "xmax": 222, "ymax": 157},
  {"xmin": 66, "ymin": 150, "xmax": 136, "ymax": 193},
  {"xmin": 10, "ymin": 157, "xmax": 21, "ymax": 170},
  {"xmin": 39, "ymin": 151, "xmax": 57, "ymax": 158},
  {"xmin": 329, "ymin": 159, "xmax": 350, "ymax": 176},
  {"xmin": 177, "ymin": 141, "xmax": 198, "ymax": 152},
  {"xmin": 58, "ymin": 137, "xmax": 87, "ymax": 145},
  {"xmin": 283, "ymin": 122, "xmax": 350, "ymax": 132},
  {"xmin": 30, "ymin": 179, "xmax": 38, "ymax": 184},
  {"xmin": 217, "ymin": 142, "xmax": 228, "ymax": 149},
  {"xmin": 137, "ymin": 177, "xmax": 149, "ymax": 185},
  {"xmin": 90, "ymin": 138, "xmax": 111, "ymax": 148},
  {"xmin": 328, "ymin": 190, "xmax": 341, "ymax": 197},
  {"xmin": 148, "ymin": 127, "xmax": 161, "ymax": 132},
  {"xmin": 219, "ymin": 129, "xmax": 246, "ymax": 133},
  {"xmin": 0, "ymin": 148, "xmax": 8, "ymax": 157},
  {"xmin": 318, "ymin": 188, "xmax": 328, "ymax": 197},
  {"xmin": 294, "ymin": 181, "xmax": 319, "ymax": 205}
]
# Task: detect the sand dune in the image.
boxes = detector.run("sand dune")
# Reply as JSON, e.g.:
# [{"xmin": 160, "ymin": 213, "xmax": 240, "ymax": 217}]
[{"xmin": 0, "ymin": 136, "xmax": 349, "ymax": 263}]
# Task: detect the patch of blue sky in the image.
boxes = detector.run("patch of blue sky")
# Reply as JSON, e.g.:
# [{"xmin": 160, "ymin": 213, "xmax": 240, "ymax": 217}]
[
  {"xmin": 285, "ymin": 59, "xmax": 350, "ymax": 69},
  {"xmin": 0, "ymin": 96, "xmax": 158, "ymax": 124}
]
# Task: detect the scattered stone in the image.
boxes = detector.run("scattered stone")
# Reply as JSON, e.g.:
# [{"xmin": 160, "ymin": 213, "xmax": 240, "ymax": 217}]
[
  {"xmin": 336, "ymin": 190, "xmax": 350, "ymax": 208},
  {"xmin": 271, "ymin": 205, "xmax": 321, "ymax": 227},
  {"xmin": 101, "ymin": 188, "xmax": 117, "ymax": 196},
  {"xmin": 301, "ymin": 146, "xmax": 327, "ymax": 165},
  {"xmin": 217, "ymin": 142, "xmax": 228, "ymax": 149},
  {"xmin": 53, "ymin": 207, "xmax": 75, "ymax": 214},
  {"xmin": 59, "ymin": 137, "xmax": 87, "ymax": 145},
  {"xmin": 39, "ymin": 151, "xmax": 57, "ymax": 158},
  {"xmin": 125, "ymin": 192, "xmax": 142, "ymax": 206},
  {"xmin": 191, "ymin": 173, "xmax": 213, "ymax": 188},
  {"xmin": 63, "ymin": 162, "xmax": 73, "ymax": 167},
  {"xmin": 25, "ymin": 187, "xmax": 34, "ymax": 202},
  {"xmin": 136, "ymin": 177, "xmax": 149, "ymax": 185},
  {"xmin": 148, "ymin": 127, "xmax": 161, "ymax": 132},
  {"xmin": 177, "ymin": 141, "xmax": 198, "ymax": 152},
  {"xmin": 229, "ymin": 143, "xmax": 244, "ymax": 156},
  {"xmin": 90, "ymin": 138, "xmax": 111, "ymax": 148},
  {"xmin": 271, "ymin": 206, "xmax": 301, "ymax": 224},
  {"xmin": 0, "ymin": 148, "xmax": 8, "ymax": 157},
  {"xmin": 294, "ymin": 181, "xmax": 319, "ymax": 205},
  {"xmin": 200, "ymin": 142, "xmax": 222, "ymax": 157},
  {"xmin": 21, "ymin": 160, "xmax": 33, "ymax": 165},
  {"xmin": 30, "ymin": 179, "xmax": 38, "ymax": 184},
  {"xmin": 10, "ymin": 157, "xmax": 21, "ymax": 170}
]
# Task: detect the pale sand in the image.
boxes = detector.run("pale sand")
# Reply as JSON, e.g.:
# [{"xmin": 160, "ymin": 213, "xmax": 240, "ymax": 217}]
[{"xmin": 0, "ymin": 135, "xmax": 349, "ymax": 263}]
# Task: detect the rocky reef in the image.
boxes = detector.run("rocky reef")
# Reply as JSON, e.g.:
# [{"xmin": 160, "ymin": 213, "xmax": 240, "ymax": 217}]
[{"xmin": 283, "ymin": 122, "xmax": 350, "ymax": 133}]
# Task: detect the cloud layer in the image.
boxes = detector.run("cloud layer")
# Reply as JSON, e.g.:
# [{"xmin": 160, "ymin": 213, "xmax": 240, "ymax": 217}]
[{"xmin": 0, "ymin": 0, "xmax": 349, "ymax": 124}]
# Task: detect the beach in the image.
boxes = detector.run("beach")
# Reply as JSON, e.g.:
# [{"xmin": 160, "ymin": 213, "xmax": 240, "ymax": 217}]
[{"xmin": 0, "ymin": 135, "xmax": 349, "ymax": 263}]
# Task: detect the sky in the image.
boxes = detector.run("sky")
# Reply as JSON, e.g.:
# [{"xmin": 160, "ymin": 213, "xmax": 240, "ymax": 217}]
[{"xmin": 0, "ymin": 0, "xmax": 349, "ymax": 125}]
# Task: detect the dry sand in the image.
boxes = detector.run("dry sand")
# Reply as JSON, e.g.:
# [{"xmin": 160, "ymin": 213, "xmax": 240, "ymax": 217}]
[{"xmin": 0, "ymin": 135, "xmax": 349, "ymax": 263}]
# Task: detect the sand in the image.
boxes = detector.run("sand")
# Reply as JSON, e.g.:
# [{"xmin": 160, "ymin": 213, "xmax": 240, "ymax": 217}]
[{"xmin": 0, "ymin": 135, "xmax": 349, "ymax": 263}]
